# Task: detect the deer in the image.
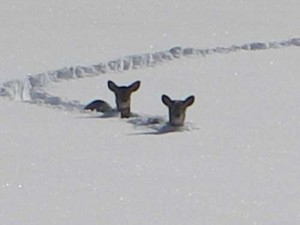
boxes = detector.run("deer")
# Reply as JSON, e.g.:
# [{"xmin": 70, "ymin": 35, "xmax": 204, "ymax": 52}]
[
  {"xmin": 161, "ymin": 94, "xmax": 195, "ymax": 127},
  {"xmin": 84, "ymin": 80, "xmax": 141, "ymax": 118}
]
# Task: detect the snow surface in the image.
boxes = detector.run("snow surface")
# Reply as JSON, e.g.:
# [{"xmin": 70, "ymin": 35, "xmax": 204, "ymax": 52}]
[{"xmin": 0, "ymin": 1, "xmax": 300, "ymax": 225}]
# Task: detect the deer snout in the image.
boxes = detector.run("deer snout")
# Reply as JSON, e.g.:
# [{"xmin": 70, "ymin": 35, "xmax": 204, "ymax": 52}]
[{"xmin": 116, "ymin": 100, "xmax": 130, "ymax": 110}]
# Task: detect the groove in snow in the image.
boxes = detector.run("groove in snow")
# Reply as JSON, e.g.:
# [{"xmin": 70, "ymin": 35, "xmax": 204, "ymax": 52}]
[{"xmin": 0, "ymin": 38, "xmax": 299, "ymax": 112}]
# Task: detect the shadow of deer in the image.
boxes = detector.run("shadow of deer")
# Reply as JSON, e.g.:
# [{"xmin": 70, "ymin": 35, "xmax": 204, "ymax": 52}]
[{"xmin": 128, "ymin": 94, "xmax": 196, "ymax": 135}]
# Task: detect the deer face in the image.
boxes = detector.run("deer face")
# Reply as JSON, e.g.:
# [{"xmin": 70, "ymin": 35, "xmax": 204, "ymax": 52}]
[
  {"xmin": 108, "ymin": 80, "xmax": 141, "ymax": 118},
  {"xmin": 162, "ymin": 94, "xmax": 195, "ymax": 127}
]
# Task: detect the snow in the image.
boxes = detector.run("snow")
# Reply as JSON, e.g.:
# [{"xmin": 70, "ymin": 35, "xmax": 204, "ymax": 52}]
[{"xmin": 1, "ymin": 1, "xmax": 300, "ymax": 225}]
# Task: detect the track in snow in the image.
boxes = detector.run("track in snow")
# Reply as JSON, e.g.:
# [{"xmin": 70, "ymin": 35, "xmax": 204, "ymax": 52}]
[{"xmin": 0, "ymin": 38, "xmax": 299, "ymax": 112}]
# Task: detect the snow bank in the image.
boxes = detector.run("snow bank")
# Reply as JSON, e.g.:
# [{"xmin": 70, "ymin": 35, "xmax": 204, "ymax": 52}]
[{"xmin": 0, "ymin": 38, "xmax": 299, "ymax": 111}]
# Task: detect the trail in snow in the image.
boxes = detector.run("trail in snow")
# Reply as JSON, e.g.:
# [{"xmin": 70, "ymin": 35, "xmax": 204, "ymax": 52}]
[{"xmin": 0, "ymin": 38, "xmax": 299, "ymax": 112}]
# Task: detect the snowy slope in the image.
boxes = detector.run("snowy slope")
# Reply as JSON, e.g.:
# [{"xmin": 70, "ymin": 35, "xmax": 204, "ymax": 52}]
[
  {"xmin": 1, "ymin": 0, "xmax": 299, "ymax": 79},
  {"xmin": 1, "ymin": 1, "xmax": 300, "ymax": 225}
]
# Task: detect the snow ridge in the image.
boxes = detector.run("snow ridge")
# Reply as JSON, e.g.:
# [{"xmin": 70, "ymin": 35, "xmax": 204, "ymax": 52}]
[{"xmin": 0, "ymin": 38, "xmax": 299, "ymax": 111}]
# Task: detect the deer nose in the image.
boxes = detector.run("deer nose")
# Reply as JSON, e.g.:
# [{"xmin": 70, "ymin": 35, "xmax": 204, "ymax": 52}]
[{"xmin": 117, "ymin": 101, "xmax": 129, "ymax": 109}]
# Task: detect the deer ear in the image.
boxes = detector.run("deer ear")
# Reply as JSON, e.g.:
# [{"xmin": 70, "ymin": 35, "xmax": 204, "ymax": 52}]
[
  {"xmin": 162, "ymin": 94, "xmax": 173, "ymax": 107},
  {"xmin": 128, "ymin": 80, "xmax": 141, "ymax": 92},
  {"xmin": 108, "ymin": 80, "xmax": 118, "ymax": 92},
  {"xmin": 183, "ymin": 95, "xmax": 195, "ymax": 107}
]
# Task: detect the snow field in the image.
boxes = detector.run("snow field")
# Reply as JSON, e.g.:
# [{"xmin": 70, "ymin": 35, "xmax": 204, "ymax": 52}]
[{"xmin": 1, "ymin": 0, "xmax": 300, "ymax": 224}]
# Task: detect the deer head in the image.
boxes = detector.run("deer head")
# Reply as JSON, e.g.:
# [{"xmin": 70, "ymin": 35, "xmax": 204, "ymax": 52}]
[
  {"xmin": 162, "ymin": 94, "xmax": 195, "ymax": 126},
  {"xmin": 108, "ymin": 80, "xmax": 141, "ymax": 118}
]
